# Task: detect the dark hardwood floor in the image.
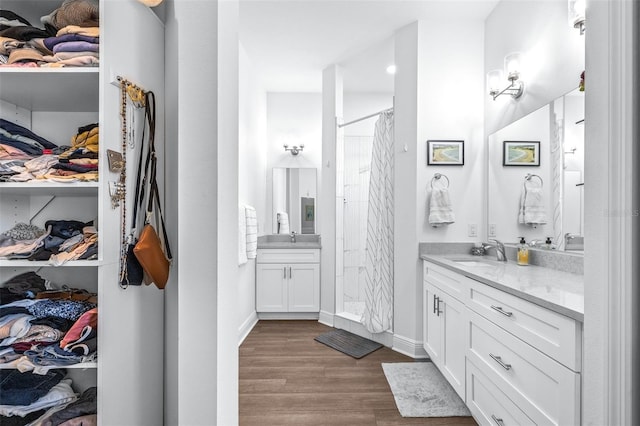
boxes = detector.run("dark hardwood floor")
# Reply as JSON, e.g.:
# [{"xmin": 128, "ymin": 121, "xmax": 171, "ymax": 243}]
[{"xmin": 239, "ymin": 320, "xmax": 477, "ymax": 426}]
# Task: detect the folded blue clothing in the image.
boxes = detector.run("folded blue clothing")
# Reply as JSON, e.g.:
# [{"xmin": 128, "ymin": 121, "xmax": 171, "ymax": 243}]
[
  {"xmin": 0, "ymin": 368, "xmax": 65, "ymax": 406},
  {"xmin": 0, "ymin": 119, "xmax": 57, "ymax": 149}
]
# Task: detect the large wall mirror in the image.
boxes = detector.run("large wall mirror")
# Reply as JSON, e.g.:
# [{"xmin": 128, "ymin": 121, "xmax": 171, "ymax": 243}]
[
  {"xmin": 487, "ymin": 88, "xmax": 584, "ymax": 251},
  {"xmin": 272, "ymin": 168, "xmax": 317, "ymax": 234}
]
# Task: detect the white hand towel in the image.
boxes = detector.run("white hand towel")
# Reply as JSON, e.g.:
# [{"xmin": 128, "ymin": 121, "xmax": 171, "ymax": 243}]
[
  {"xmin": 428, "ymin": 187, "xmax": 455, "ymax": 227},
  {"xmin": 245, "ymin": 206, "xmax": 258, "ymax": 259},
  {"xmin": 518, "ymin": 185, "xmax": 547, "ymax": 225},
  {"xmin": 238, "ymin": 205, "xmax": 247, "ymax": 265},
  {"xmin": 277, "ymin": 211, "xmax": 290, "ymax": 234}
]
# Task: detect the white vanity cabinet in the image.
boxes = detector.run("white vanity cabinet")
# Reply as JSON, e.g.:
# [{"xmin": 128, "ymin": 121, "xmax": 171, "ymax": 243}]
[
  {"xmin": 466, "ymin": 283, "xmax": 581, "ymax": 426},
  {"xmin": 422, "ymin": 259, "xmax": 583, "ymax": 426},
  {"xmin": 256, "ymin": 248, "xmax": 320, "ymax": 313},
  {"xmin": 422, "ymin": 262, "xmax": 468, "ymax": 399}
]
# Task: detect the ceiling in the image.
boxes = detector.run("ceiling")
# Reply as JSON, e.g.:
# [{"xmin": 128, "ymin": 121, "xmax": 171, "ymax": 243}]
[{"xmin": 239, "ymin": 0, "xmax": 499, "ymax": 93}]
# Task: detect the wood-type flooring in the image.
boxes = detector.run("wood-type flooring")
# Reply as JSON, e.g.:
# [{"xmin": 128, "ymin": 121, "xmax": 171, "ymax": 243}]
[{"xmin": 239, "ymin": 320, "xmax": 477, "ymax": 426}]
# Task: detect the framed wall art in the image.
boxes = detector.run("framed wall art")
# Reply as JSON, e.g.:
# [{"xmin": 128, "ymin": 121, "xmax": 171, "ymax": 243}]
[
  {"xmin": 503, "ymin": 141, "xmax": 540, "ymax": 166},
  {"xmin": 427, "ymin": 140, "xmax": 464, "ymax": 166}
]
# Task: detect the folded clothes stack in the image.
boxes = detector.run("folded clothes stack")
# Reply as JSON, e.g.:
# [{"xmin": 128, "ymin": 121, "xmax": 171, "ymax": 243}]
[
  {"xmin": 0, "ymin": 120, "xmax": 99, "ymax": 183},
  {"xmin": 0, "ymin": 0, "xmax": 99, "ymax": 68}
]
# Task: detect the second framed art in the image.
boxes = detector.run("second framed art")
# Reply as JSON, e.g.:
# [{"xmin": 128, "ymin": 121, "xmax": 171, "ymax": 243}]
[
  {"xmin": 503, "ymin": 141, "xmax": 540, "ymax": 166},
  {"xmin": 427, "ymin": 140, "xmax": 464, "ymax": 165}
]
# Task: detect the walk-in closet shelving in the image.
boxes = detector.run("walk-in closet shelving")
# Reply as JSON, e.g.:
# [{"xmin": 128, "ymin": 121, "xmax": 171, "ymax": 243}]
[
  {"xmin": 2, "ymin": 0, "xmax": 166, "ymax": 423},
  {"xmin": 0, "ymin": 0, "xmax": 101, "ymax": 423}
]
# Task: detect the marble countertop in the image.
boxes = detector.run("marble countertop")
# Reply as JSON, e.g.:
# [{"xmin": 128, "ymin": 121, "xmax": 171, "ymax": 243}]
[{"xmin": 420, "ymin": 254, "xmax": 584, "ymax": 322}]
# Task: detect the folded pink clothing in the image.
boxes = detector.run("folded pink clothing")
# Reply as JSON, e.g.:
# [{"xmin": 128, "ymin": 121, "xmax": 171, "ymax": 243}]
[
  {"xmin": 0, "ymin": 143, "xmax": 32, "ymax": 160},
  {"xmin": 55, "ymin": 55, "xmax": 99, "ymax": 67},
  {"xmin": 42, "ymin": 50, "xmax": 99, "ymax": 62}
]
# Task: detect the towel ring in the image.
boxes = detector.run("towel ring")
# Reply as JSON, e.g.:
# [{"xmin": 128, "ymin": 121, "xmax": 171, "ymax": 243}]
[
  {"xmin": 431, "ymin": 173, "xmax": 449, "ymax": 189},
  {"xmin": 525, "ymin": 173, "xmax": 543, "ymax": 187}
]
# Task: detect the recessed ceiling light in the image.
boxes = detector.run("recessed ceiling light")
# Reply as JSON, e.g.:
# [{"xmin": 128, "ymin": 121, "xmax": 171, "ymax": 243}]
[{"xmin": 386, "ymin": 65, "xmax": 397, "ymax": 75}]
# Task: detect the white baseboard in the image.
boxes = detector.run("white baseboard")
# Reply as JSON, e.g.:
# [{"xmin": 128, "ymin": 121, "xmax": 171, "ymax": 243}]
[
  {"xmin": 238, "ymin": 311, "xmax": 258, "ymax": 346},
  {"xmin": 257, "ymin": 312, "xmax": 320, "ymax": 320},
  {"xmin": 318, "ymin": 310, "xmax": 334, "ymax": 327},
  {"xmin": 392, "ymin": 334, "xmax": 429, "ymax": 359}
]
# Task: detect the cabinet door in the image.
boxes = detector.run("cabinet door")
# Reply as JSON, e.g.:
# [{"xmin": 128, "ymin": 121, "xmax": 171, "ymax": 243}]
[
  {"xmin": 256, "ymin": 263, "xmax": 288, "ymax": 312},
  {"xmin": 440, "ymin": 291, "xmax": 467, "ymax": 400},
  {"xmin": 288, "ymin": 263, "xmax": 320, "ymax": 312},
  {"xmin": 423, "ymin": 282, "xmax": 442, "ymax": 365}
]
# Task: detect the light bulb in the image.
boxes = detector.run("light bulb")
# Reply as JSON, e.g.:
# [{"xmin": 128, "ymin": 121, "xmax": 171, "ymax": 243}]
[{"xmin": 386, "ymin": 65, "xmax": 397, "ymax": 75}]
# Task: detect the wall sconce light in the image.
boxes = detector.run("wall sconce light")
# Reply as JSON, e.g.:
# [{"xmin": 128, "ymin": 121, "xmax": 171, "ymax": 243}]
[
  {"xmin": 487, "ymin": 52, "xmax": 524, "ymax": 101},
  {"xmin": 284, "ymin": 144, "xmax": 304, "ymax": 155},
  {"xmin": 568, "ymin": 0, "xmax": 585, "ymax": 34}
]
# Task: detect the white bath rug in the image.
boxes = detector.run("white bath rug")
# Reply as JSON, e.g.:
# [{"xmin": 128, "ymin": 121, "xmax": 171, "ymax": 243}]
[{"xmin": 382, "ymin": 362, "xmax": 471, "ymax": 417}]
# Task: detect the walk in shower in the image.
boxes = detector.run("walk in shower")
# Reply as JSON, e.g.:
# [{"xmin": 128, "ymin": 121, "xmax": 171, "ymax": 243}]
[
  {"xmin": 336, "ymin": 108, "xmax": 394, "ymax": 335},
  {"xmin": 338, "ymin": 134, "xmax": 374, "ymax": 321}
]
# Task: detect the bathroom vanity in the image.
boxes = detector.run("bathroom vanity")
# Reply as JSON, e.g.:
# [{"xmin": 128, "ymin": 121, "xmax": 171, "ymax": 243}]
[
  {"xmin": 421, "ymin": 253, "xmax": 583, "ymax": 426},
  {"xmin": 256, "ymin": 234, "xmax": 321, "ymax": 318}
]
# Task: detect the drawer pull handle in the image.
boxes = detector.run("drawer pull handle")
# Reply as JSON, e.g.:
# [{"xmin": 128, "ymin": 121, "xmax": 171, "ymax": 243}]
[
  {"xmin": 491, "ymin": 414, "xmax": 505, "ymax": 426},
  {"xmin": 283, "ymin": 267, "xmax": 287, "ymax": 279},
  {"xmin": 433, "ymin": 295, "xmax": 438, "ymax": 314},
  {"xmin": 490, "ymin": 305, "xmax": 513, "ymax": 317},
  {"xmin": 489, "ymin": 353, "xmax": 512, "ymax": 371}
]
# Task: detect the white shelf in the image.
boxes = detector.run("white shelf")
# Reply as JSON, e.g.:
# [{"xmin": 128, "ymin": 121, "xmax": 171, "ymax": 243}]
[
  {"xmin": 0, "ymin": 361, "xmax": 97, "ymax": 370},
  {"xmin": 0, "ymin": 260, "xmax": 100, "ymax": 267},
  {"xmin": 0, "ymin": 68, "xmax": 99, "ymax": 112},
  {"xmin": 0, "ymin": 181, "xmax": 99, "ymax": 196}
]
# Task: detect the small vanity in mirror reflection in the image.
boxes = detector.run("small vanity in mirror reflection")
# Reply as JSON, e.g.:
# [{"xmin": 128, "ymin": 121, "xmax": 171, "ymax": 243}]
[
  {"xmin": 272, "ymin": 167, "xmax": 317, "ymax": 234},
  {"xmin": 487, "ymin": 88, "xmax": 584, "ymax": 251}
]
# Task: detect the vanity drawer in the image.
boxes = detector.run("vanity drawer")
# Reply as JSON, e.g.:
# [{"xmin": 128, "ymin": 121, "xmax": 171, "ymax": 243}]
[
  {"xmin": 467, "ymin": 279, "xmax": 581, "ymax": 370},
  {"xmin": 423, "ymin": 261, "xmax": 470, "ymax": 302},
  {"xmin": 257, "ymin": 248, "xmax": 320, "ymax": 263},
  {"xmin": 466, "ymin": 358, "xmax": 535, "ymax": 426},
  {"xmin": 467, "ymin": 309, "xmax": 580, "ymax": 426}
]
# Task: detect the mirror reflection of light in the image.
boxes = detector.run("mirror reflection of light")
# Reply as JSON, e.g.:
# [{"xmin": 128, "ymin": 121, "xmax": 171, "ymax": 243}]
[{"xmin": 386, "ymin": 64, "xmax": 396, "ymax": 74}]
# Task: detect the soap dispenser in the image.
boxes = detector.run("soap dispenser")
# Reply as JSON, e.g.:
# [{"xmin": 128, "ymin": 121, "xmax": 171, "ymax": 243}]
[
  {"xmin": 545, "ymin": 237, "xmax": 553, "ymax": 250},
  {"xmin": 517, "ymin": 237, "xmax": 529, "ymax": 266}
]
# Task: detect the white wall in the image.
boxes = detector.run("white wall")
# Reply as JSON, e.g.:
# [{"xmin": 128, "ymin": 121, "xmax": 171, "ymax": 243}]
[
  {"xmin": 265, "ymin": 93, "xmax": 322, "ymax": 233},
  {"xmin": 343, "ymin": 93, "xmax": 394, "ymax": 136},
  {"xmin": 238, "ymin": 43, "xmax": 267, "ymax": 340},
  {"xmin": 392, "ymin": 18, "xmax": 485, "ymax": 356},
  {"xmin": 165, "ymin": 1, "xmax": 239, "ymax": 425},
  {"xmin": 417, "ymin": 20, "xmax": 485, "ymax": 244}
]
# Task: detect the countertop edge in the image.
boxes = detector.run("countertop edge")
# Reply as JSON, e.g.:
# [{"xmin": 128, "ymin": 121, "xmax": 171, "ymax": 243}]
[
  {"xmin": 257, "ymin": 243, "xmax": 322, "ymax": 249},
  {"xmin": 420, "ymin": 254, "xmax": 584, "ymax": 322}
]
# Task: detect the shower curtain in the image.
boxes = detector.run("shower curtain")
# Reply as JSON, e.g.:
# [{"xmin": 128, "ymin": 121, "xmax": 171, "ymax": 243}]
[{"xmin": 362, "ymin": 111, "xmax": 394, "ymax": 334}]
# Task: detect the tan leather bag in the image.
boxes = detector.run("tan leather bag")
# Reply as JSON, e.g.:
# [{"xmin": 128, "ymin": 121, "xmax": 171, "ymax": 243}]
[{"xmin": 134, "ymin": 223, "xmax": 169, "ymax": 289}]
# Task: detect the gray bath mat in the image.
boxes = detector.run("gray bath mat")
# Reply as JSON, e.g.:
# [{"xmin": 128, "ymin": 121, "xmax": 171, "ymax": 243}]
[
  {"xmin": 382, "ymin": 362, "xmax": 471, "ymax": 417},
  {"xmin": 314, "ymin": 329, "xmax": 383, "ymax": 359}
]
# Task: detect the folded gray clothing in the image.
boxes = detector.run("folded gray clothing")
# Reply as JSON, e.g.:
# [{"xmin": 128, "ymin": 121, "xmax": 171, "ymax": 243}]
[
  {"xmin": 2, "ymin": 223, "xmax": 46, "ymax": 240},
  {"xmin": 40, "ymin": 0, "xmax": 99, "ymax": 30}
]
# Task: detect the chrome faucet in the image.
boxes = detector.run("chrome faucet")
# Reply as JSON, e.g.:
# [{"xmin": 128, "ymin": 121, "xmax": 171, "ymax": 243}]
[
  {"xmin": 488, "ymin": 238, "xmax": 507, "ymax": 262},
  {"xmin": 290, "ymin": 231, "xmax": 297, "ymax": 243}
]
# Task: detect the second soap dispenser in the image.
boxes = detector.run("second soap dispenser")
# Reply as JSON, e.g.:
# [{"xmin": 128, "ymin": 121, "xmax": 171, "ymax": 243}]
[{"xmin": 517, "ymin": 237, "xmax": 529, "ymax": 266}]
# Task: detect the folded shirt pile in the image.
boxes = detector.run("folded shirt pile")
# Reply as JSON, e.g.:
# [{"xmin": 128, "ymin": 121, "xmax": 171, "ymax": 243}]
[
  {"xmin": 0, "ymin": 220, "xmax": 98, "ymax": 264},
  {"xmin": 0, "ymin": 120, "xmax": 99, "ymax": 183},
  {"xmin": 0, "ymin": 271, "xmax": 98, "ymax": 372},
  {"xmin": 0, "ymin": 0, "xmax": 99, "ymax": 68}
]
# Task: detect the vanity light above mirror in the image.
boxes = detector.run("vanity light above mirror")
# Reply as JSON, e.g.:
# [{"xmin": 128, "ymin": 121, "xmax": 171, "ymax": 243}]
[{"xmin": 487, "ymin": 52, "xmax": 525, "ymax": 101}]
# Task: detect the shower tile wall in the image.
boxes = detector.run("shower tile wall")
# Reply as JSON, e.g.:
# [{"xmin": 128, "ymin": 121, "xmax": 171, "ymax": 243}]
[{"xmin": 343, "ymin": 135, "xmax": 373, "ymax": 307}]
